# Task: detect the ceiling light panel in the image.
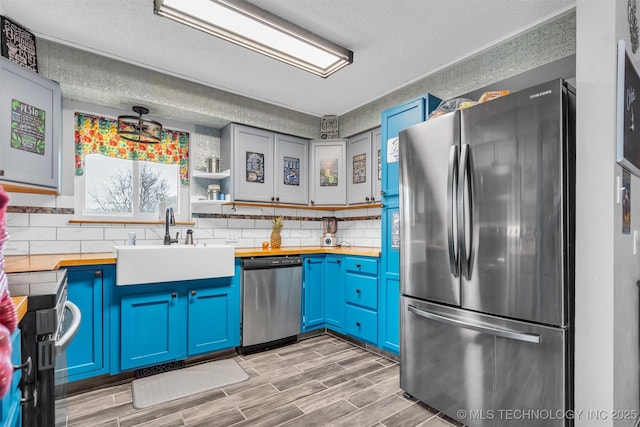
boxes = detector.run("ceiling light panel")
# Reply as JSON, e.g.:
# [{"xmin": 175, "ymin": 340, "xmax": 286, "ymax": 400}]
[{"xmin": 154, "ymin": 0, "xmax": 353, "ymax": 77}]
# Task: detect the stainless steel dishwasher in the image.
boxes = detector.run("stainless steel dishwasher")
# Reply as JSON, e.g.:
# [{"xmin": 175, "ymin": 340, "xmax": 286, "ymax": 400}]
[{"xmin": 241, "ymin": 256, "xmax": 303, "ymax": 353}]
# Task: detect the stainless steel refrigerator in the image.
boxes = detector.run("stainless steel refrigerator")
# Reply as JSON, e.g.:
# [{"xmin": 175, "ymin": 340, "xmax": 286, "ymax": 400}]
[{"xmin": 399, "ymin": 79, "xmax": 575, "ymax": 426}]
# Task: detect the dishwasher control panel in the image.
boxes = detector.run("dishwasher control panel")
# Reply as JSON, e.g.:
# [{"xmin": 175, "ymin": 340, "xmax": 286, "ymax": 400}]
[{"xmin": 242, "ymin": 256, "xmax": 303, "ymax": 270}]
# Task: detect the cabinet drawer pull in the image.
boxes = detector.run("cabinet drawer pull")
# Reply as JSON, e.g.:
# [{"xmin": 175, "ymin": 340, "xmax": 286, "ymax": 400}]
[
  {"xmin": 365, "ymin": 197, "xmax": 370, "ymax": 202},
  {"xmin": 356, "ymin": 289, "xmax": 361, "ymax": 294},
  {"xmin": 171, "ymin": 293, "xmax": 177, "ymax": 299},
  {"xmin": 337, "ymin": 259, "xmax": 341, "ymax": 264},
  {"xmin": 356, "ymin": 263, "xmax": 361, "ymax": 268},
  {"xmin": 94, "ymin": 271, "xmax": 102, "ymax": 277},
  {"xmin": 371, "ymin": 196, "xmax": 375, "ymax": 202},
  {"xmin": 310, "ymin": 200, "xmax": 315, "ymax": 205},
  {"xmin": 307, "ymin": 259, "xmax": 311, "ymax": 263},
  {"xmin": 191, "ymin": 290, "xmax": 197, "ymax": 296},
  {"xmin": 380, "ymin": 190, "xmax": 385, "ymax": 196},
  {"xmin": 276, "ymin": 197, "xmax": 280, "ymax": 202},
  {"xmin": 271, "ymin": 196, "xmax": 275, "ymax": 202},
  {"xmin": 356, "ymin": 321, "xmax": 361, "ymax": 327}
]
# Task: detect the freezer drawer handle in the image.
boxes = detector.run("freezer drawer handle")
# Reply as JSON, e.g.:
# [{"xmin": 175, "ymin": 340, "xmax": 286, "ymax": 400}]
[{"xmin": 407, "ymin": 305, "xmax": 540, "ymax": 344}]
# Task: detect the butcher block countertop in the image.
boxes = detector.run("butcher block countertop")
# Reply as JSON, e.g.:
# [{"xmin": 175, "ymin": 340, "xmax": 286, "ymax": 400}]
[
  {"xmin": 11, "ymin": 296, "xmax": 27, "ymax": 324},
  {"xmin": 5, "ymin": 246, "xmax": 380, "ymax": 274}
]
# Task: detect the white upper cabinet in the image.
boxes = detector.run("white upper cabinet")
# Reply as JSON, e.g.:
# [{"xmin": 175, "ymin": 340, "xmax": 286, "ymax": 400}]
[
  {"xmin": 309, "ymin": 139, "xmax": 347, "ymax": 206},
  {"xmin": 0, "ymin": 57, "xmax": 61, "ymax": 190},
  {"xmin": 347, "ymin": 128, "xmax": 381, "ymax": 205},
  {"xmin": 221, "ymin": 123, "xmax": 309, "ymax": 204},
  {"xmin": 274, "ymin": 133, "xmax": 308, "ymax": 204}
]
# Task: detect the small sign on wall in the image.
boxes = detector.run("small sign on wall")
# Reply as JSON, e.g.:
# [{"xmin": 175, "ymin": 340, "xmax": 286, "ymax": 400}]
[
  {"xmin": 320, "ymin": 115, "xmax": 338, "ymax": 139},
  {"xmin": 11, "ymin": 98, "xmax": 46, "ymax": 154},
  {"xmin": 1, "ymin": 16, "xmax": 38, "ymax": 73}
]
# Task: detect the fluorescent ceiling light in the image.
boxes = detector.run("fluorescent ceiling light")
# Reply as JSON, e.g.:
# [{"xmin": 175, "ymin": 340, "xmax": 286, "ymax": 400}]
[{"xmin": 154, "ymin": 0, "xmax": 353, "ymax": 78}]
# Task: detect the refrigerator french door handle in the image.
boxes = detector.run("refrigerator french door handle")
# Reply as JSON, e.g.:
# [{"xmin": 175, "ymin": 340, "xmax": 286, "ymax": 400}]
[
  {"xmin": 458, "ymin": 144, "xmax": 473, "ymax": 280},
  {"xmin": 407, "ymin": 305, "xmax": 540, "ymax": 344},
  {"xmin": 447, "ymin": 145, "xmax": 460, "ymax": 278}
]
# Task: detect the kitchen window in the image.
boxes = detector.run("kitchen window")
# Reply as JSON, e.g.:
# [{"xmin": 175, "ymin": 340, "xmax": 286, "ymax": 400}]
[{"xmin": 74, "ymin": 112, "xmax": 190, "ymax": 221}]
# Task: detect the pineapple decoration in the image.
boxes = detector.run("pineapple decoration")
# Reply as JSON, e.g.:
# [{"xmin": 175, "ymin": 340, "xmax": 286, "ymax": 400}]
[{"xmin": 270, "ymin": 216, "xmax": 284, "ymax": 249}]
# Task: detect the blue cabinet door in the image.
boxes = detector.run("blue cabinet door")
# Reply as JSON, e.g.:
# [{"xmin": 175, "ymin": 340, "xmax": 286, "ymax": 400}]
[
  {"xmin": 323, "ymin": 255, "xmax": 344, "ymax": 331},
  {"xmin": 381, "ymin": 95, "xmax": 440, "ymax": 198},
  {"xmin": 56, "ymin": 265, "xmax": 114, "ymax": 382},
  {"xmin": 188, "ymin": 281, "xmax": 240, "ymax": 355},
  {"xmin": 379, "ymin": 276, "xmax": 400, "ymax": 354},
  {"xmin": 379, "ymin": 95, "xmax": 439, "ymax": 355},
  {"xmin": 302, "ymin": 256, "xmax": 324, "ymax": 330},
  {"xmin": 121, "ymin": 290, "xmax": 185, "ymax": 371}
]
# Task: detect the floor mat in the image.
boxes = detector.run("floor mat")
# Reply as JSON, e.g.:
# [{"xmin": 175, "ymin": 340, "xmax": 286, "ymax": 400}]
[{"xmin": 131, "ymin": 358, "xmax": 249, "ymax": 409}]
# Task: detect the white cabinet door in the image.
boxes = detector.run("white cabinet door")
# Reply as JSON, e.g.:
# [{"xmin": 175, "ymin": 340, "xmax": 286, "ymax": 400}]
[
  {"xmin": 0, "ymin": 57, "xmax": 61, "ymax": 190},
  {"xmin": 347, "ymin": 131, "xmax": 373, "ymax": 205},
  {"xmin": 274, "ymin": 134, "xmax": 308, "ymax": 204},
  {"xmin": 310, "ymin": 139, "xmax": 346, "ymax": 205},
  {"xmin": 232, "ymin": 125, "xmax": 274, "ymax": 202},
  {"xmin": 347, "ymin": 128, "xmax": 381, "ymax": 205}
]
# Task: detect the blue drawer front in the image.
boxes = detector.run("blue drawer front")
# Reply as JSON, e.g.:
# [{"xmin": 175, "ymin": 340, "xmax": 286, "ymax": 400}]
[
  {"xmin": 344, "ymin": 257, "xmax": 378, "ymax": 275},
  {"xmin": 345, "ymin": 304, "xmax": 377, "ymax": 344},
  {"xmin": 345, "ymin": 274, "xmax": 377, "ymax": 310}
]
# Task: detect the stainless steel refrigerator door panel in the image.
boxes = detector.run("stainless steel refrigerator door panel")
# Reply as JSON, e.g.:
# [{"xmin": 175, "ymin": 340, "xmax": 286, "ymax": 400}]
[
  {"xmin": 400, "ymin": 296, "xmax": 567, "ymax": 427},
  {"xmin": 399, "ymin": 111, "xmax": 461, "ymax": 305},
  {"xmin": 461, "ymin": 80, "xmax": 567, "ymax": 326},
  {"xmin": 242, "ymin": 266, "xmax": 302, "ymax": 347}
]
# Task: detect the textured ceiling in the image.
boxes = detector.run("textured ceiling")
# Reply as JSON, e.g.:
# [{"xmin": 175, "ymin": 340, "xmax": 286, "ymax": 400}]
[{"xmin": 0, "ymin": 0, "xmax": 575, "ymax": 117}]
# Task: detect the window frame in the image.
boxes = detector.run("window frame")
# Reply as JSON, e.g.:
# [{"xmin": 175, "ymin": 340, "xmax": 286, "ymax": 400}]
[{"xmin": 73, "ymin": 108, "xmax": 192, "ymax": 223}]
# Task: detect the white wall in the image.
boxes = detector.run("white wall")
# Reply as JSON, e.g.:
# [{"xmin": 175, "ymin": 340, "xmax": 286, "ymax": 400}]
[{"xmin": 575, "ymin": 0, "xmax": 640, "ymax": 425}]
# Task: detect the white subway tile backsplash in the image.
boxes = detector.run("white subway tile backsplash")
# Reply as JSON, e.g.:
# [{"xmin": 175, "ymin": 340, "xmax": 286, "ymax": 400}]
[
  {"xmin": 31, "ymin": 240, "xmax": 81, "ymax": 254},
  {"xmin": 290, "ymin": 229, "xmax": 313, "ymax": 238},
  {"xmin": 81, "ymin": 240, "xmax": 121, "ymax": 253},
  {"xmin": 5, "ymin": 213, "xmax": 28, "ymax": 227},
  {"xmin": 241, "ymin": 228, "xmax": 269, "ymax": 238},
  {"xmin": 57, "ymin": 227, "xmax": 104, "ymax": 241},
  {"xmin": 10, "ymin": 226, "xmax": 57, "ymax": 241},
  {"xmin": 6, "ymin": 205, "xmax": 381, "ymax": 254},
  {"xmin": 104, "ymin": 227, "xmax": 147, "ymax": 240},
  {"xmin": 30, "ymin": 213, "xmax": 76, "ymax": 227},
  {"xmin": 197, "ymin": 217, "xmax": 228, "ymax": 228},
  {"xmin": 228, "ymin": 218, "xmax": 255, "ymax": 229},
  {"xmin": 254, "ymin": 219, "xmax": 272, "ymax": 229},
  {"xmin": 5, "ymin": 241, "xmax": 29, "ymax": 256}
]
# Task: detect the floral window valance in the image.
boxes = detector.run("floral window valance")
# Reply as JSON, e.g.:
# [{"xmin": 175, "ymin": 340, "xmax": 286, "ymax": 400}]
[{"xmin": 74, "ymin": 112, "xmax": 190, "ymax": 185}]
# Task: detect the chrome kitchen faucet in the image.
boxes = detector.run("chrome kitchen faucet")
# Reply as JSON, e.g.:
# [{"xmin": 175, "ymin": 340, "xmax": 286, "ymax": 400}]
[{"xmin": 163, "ymin": 207, "xmax": 179, "ymax": 245}]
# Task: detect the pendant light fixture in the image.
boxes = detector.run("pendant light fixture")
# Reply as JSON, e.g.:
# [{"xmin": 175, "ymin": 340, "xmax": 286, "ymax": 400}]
[
  {"xmin": 117, "ymin": 106, "xmax": 163, "ymax": 144},
  {"xmin": 153, "ymin": 0, "xmax": 353, "ymax": 78}
]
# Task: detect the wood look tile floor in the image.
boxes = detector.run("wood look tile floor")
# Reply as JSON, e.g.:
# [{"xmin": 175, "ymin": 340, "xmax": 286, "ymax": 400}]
[{"xmin": 65, "ymin": 334, "xmax": 460, "ymax": 427}]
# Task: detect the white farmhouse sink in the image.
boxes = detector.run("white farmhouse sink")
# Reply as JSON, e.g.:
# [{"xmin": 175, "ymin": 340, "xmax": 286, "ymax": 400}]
[{"xmin": 114, "ymin": 245, "xmax": 235, "ymax": 285}]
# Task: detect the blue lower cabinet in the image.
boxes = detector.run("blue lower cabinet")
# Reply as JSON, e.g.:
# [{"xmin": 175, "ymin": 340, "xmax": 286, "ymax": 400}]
[
  {"xmin": 57, "ymin": 265, "xmax": 114, "ymax": 382},
  {"xmin": 116, "ymin": 276, "xmax": 239, "ymax": 373},
  {"xmin": 188, "ymin": 284, "xmax": 240, "ymax": 355},
  {"xmin": 0, "ymin": 330, "xmax": 22, "ymax": 427},
  {"xmin": 323, "ymin": 256, "xmax": 344, "ymax": 332},
  {"xmin": 379, "ymin": 276, "xmax": 400, "ymax": 354},
  {"xmin": 121, "ymin": 290, "xmax": 185, "ymax": 371},
  {"xmin": 345, "ymin": 305, "xmax": 377, "ymax": 345},
  {"xmin": 302, "ymin": 256, "xmax": 324, "ymax": 331}
]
